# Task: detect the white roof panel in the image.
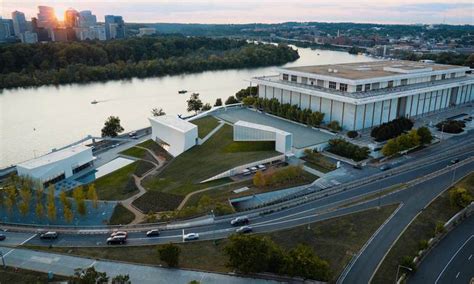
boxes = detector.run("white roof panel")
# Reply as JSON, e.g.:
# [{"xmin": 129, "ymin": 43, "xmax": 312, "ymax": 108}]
[
  {"xmin": 149, "ymin": 115, "xmax": 197, "ymax": 133},
  {"xmin": 17, "ymin": 144, "xmax": 91, "ymax": 169}
]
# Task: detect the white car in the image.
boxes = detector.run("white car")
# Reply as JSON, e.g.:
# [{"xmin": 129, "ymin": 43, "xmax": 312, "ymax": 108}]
[
  {"xmin": 183, "ymin": 233, "xmax": 199, "ymax": 241},
  {"xmin": 242, "ymin": 169, "xmax": 251, "ymax": 176},
  {"xmin": 257, "ymin": 164, "xmax": 266, "ymax": 171},
  {"xmin": 110, "ymin": 231, "xmax": 128, "ymax": 238},
  {"xmin": 250, "ymin": 166, "xmax": 258, "ymax": 172}
]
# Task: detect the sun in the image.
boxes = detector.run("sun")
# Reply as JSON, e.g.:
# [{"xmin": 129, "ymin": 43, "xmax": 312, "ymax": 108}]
[{"xmin": 55, "ymin": 8, "xmax": 65, "ymax": 22}]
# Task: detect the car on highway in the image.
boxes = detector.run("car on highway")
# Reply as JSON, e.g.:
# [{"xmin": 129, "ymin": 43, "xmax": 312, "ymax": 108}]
[
  {"xmin": 236, "ymin": 226, "xmax": 253, "ymax": 234},
  {"xmin": 250, "ymin": 166, "xmax": 258, "ymax": 172},
  {"xmin": 183, "ymin": 233, "xmax": 199, "ymax": 241},
  {"xmin": 230, "ymin": 216, "xmax": 249, "ymax": 226},
  {"xmin": 111, "ymin": 143, "xmax": 120, "ymax": 148},
  {"xmin": 146, "ymin": 229, "xmax": 160, "ymax": 237},
  {"xmin": 110, "ymin": 231, "xmax": 128, "ymax": 238},
  {"xmin": 353, "ymin": 163, "xmax": 363, "ymax": 170},
  {"xmin": 129, "ymin": 131, "xmax": 138, "ymax": 139},
  {"xmin": 379, "ymin": 164, "xmax": 392, "ymax": 171},
  {"xmin": 257, "ymin": 164, "xmax": 266, "ymax": 171},
  {"xmin": 0, "ymin": 234, "xmax": 6, "ymax": 241},
  {"xmin": 39, "ymin": 231, "xmax": 58, "ymax": 240},
  {"xmin": 242, "ymin": 168, "xmax": 251, "ymax": 176},
  {"xmin": 107, "ymin": 235, "xmax": 127, "ymax": 245},
  {"xmin": 450, "ymin": 158, "xmax": 460, "ymax": 165}
]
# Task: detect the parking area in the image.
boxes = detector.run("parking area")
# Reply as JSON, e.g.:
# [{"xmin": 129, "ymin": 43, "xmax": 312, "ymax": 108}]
[{"xmin": 214, "ymin": 108, "xmax": 335, "ymax": 149}]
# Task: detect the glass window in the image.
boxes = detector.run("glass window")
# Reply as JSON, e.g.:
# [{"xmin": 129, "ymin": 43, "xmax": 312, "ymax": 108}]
[
  {"xmin": 401, "ymin": 79, "xmax": 408, "ymax": 86},
  {"xmin": 317, "ymin": 79, "xmax": 324, "ymax": 87},
  {"xmin": 356, "ymin": 85, "xmax": 363, "ymax": 92},
  {"xmin": 365, "ymin": 83, "xmax": 371, "ymax": 91},
  {"xmin": 450, "ymin": 73, "xmax": 456, "ymax": 79},
  {"xmin": 282, "ymin": 74, "xmax": 289, "ymax": 80},
  {"xmin": 309, "ymin": 79, "xmax": 315, "ymax": 85},
  {"xmin": 441, "ymin": 74, "xmax": 446, "ymax": 80},
  {"xmin": 339, "ymin": 83, "xmax": 348, "ymax": 92},
  {"xmin": 329, "ymin": 81, "xmax": 337, "ymax": 89},
  {"xmin": 387, "ymin": 81, "xmax": 394, "ymax": 88},
  {"xmin": 430, "ymin": 75, "xmax": 437, "ymax": 81},
  {"xmin": 372, "ymin": 82, "xmax": 380, "ymax": 90},
  {"xmin": 291, "ymin": 75, "xmax": 297, "ymax": 82}
]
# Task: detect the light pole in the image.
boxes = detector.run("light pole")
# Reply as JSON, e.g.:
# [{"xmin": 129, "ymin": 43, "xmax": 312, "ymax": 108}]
[
  {"xmin": 305, "ymin": 197, "xmax": 311, "ymax": 230},
  {"xmin": 451, "ymin": 165, "xmax": 456, "ymax": 186},
  {"xmin": 0, "ymin": 251, "xmax": 5, "ymax": 269},
  {"xmin": 395, "ymin": 265, "xmax": 413, "ymax": 283}
]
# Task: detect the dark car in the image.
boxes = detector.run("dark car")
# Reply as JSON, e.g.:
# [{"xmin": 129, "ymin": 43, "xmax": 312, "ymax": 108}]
[
  {"xmin": 353, "ymin": 164, "xmax": 363, "ymax": 170},
  {"xmin": 40, "ymin": 232, "xmax": 58, "ymax": 240},
  {"xmin": 379, "ymin": 164, "xmax": 392, "ymax": 171},
  {"xmin": 107, "ymin": 236, "xmax": 127, "ymax": 245},
  {"xmin": 236, "ymin": 226, "xmax": 253, "ymax": 234},
  {"xmin": 146, "ymin": 229, "xmax": 160, "ymax": 237},
  {"xmin": 0, "ymin": 234, "xmax": 6, "ymax": 241},
  {"xmin": 450, "ymin": 158, "xmax": 460, "ymax": 165},
  {"xmin": 230, "ymin": 216, "xmax": 249, "ymax": 226}
]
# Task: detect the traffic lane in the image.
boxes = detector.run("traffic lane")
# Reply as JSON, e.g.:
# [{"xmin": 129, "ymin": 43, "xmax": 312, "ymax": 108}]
[
  {"xmin": 409, "ymin": 215, "xmax": 474, "ymax": 284},
  {"xmin": 0, "ymin": 231, "xmax": 37, "ymax": 247},
  {"xmin": 435, "ymin": 236, "xmax": 474, "ymax": 284}
]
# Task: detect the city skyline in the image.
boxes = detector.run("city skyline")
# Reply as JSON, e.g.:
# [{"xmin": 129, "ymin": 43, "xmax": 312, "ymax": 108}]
[{"xmin": 1, "ymin": 0, "xmax": 473, "ymax": 25}]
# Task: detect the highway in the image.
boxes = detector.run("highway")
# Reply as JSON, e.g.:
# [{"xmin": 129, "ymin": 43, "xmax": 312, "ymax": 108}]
[{"xmin": 409, "ymin": 215, "xmax": 474, "ymax": 284}]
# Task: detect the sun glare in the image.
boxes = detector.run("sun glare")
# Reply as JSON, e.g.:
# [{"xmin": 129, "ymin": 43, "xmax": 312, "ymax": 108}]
[{"xmin": 55, "ymin": 8, "xmax": 64, "ymax": 21}]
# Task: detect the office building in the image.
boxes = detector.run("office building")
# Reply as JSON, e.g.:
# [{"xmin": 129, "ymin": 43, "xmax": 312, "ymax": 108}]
[
  {"xmin": 64, "ymin": 8, "xmax": 79, "ymax": 28},
  {"xmin": 105, "ymin": 15, "xmax": 125, "ymax": 39},
  {"xmin": 20, "ymin": 31, "xmax": 38, "ymax": 43},
  {"xmin": 52, "ymin": 28, "xmax": 68, "ymax": 42},
  {"xmin": 252, "ymin": 60, "xmax": 474, "ymax": 131},
  {"xmin": 16, "ymin": 144, "xmax": 95, "ymax": 187},
  {"xmin": 78, "ymin": 10, "xmax": 97, "ymax": 28},
  {"xmin": 31, "ymin": 17, "xmax": 51, "ymax": 41},
  {"xmin": 11, "ymin": 11, "xmax": 28, "ymax": 36},
  {"xmin": 75, "ymin": 25, "xmax": 106, "ymax": 41},
  {"xmin": 138, "ymin": 27, "xmax": 156, "ymax": 37},
  {"xmin": 36, "ymin": 6, "xmax": 57, "ymax": 29}
]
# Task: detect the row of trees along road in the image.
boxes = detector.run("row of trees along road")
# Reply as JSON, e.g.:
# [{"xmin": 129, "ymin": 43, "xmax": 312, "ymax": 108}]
[
  {"xmin": 0, "ymin": 175, "xmax": 99, "ymax": 223},
  {"xmin": 381, "ymin": 126, "xmax": 433, "ymax": 157}
]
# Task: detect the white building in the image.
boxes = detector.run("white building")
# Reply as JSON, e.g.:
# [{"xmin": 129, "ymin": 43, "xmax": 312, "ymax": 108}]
[
  {"xmin": 252, "ymin": 60, "xmax": 474, "ymax": 131},
  {"xmin": 20, "ymin": 31, "xmax": 38, "ymax": 43},
  {"xmin": 16, "ymin": 144, "xmax": 94, "ymax": 187},
  {"xmin": 149, "ymin": 115, "xmax": 198, "ymax": 157},
  {"xmin": 138, "ymin": 27, "xmax": 156, "ymax": 37},
  {"xmin": 234, "ymin": 120, "xmax": 293, "ymax": 154}
]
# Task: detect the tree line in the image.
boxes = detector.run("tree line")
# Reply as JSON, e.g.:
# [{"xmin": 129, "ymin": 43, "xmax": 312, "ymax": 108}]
[
  {"xmin": 0, "ymin": 37, "xmax": 299, "ymax": 89},
  {"xmin": 381, "ymin": 127, "xmax": 433, "ymax": 157}
]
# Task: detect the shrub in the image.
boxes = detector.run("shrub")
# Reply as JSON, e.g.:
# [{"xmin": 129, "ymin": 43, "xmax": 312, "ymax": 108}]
[
  {"xmin": 201, "ymin": 103, "xmax": 212, "ymax": 111},
  {"xmin": 225, "ymin": 96, "xmax": 239, "ymax": 105},
  {"xmin": 242, "ymin": 96, "xmax": 256, "ymax": 107},
  {"xmin": 371, "ymin": 117, "xmax": 413, "ymax": 142},
  {"xmin": 436, "ymin": 120, "xmax": 465, "ymax": 133},
  {"xmin": 448, "ymin": 187, "xmax": 473, "ymax": 208},
  {"xmin": 327, "ymin": 120, "xmax": 342, "ymax": 132},
  {"xmin": 235, "ymin": 86, "xmax": 258, "ymax": 101},
  {"xmin": 327, "ymin": 139, "xmax": 370, "ymax": 161},
  {"xmin": 417, "ymin": 126, "xmax": 433, "ymax": 145},
  {"xmin": 214, "ymin": 98, "xmax": 223, "ymax": 106},
  {"xmin": 158, "ymin": 243, "xmax": 181, "ymax": 267},
  {"xmin": 347, "ymin": 130, "xmax": 358, "ymax": 138}
]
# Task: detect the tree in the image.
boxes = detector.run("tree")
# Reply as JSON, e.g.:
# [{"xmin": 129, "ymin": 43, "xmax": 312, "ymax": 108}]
[
  {"xmin": 158, "ymin": 243, "xmax": 181, "ymax": 267},
  {"xmin": 151, "ymin": 108, "xmax": 166, "ymax": 116},
  {"xmin": 201, "ymin": 103, "xmax": 212, "ymax": 111},
  {"xmin": 382, "ymin": 138, "xmax": 400, "ymax": 157},
  {"xmin": 73, "ymin": 186, "xmax": 87, "ymax": 216},
  {"xmin": 327, "ymin": 120, "xmax": 341, "ymax": 131},
  {"xmin": 225, "ymin": 96, "xmax": 239, "ymax": 105},
  {"xmin": 286, "ymin": 245, "xmax": 331, "ymax": 281},
  {"xmin": 235, "ymin": 86, "xmax": 258, "ymax": 101},
  {"xmin": 214, "ymin": 98, "xmax": 223, "ymax": 106},
  {"xmin": 18, "ymin": 186, "xmax": 32, "ymax": 217},
  {"xmin": 87, "ymin": 184, "xmax": 99, "ymax": 209},
  {"xmin": 347, "ymin": 130, "xmax": 358, "ymax": 138},
  {"xmin": 145, "ymin": 211, "xmax": 157, "ymax": 223},
  {"xmin": 47, "ymin": 185, "xmax": 56, "ymax": 221},
  {"xmin": 449, "ymin": 187, "xmax": 473, "ymax": 208},
  {"xmin": 417, "ymin": 126, "xmax": 433, "ymax": 145},
  {"xmin": 101, "ymin": 116, "xmax": 124, "ymax": 138},
  {"xmin": 64, "ymin": 205, "xmax": 74, "ymax": 223},
  {"xmin": 187, "ymin": 93, "xmax": 203, "ymax": 114},
  {"xmin": 4, "ymin": 185, "xmax": 16, "ymax": 214},
  {"xmin": 242, "ymin": 96, "xmax": 256, "ymax": 107},
  {"xmin": 35, "ymin": 187, "xmax": 45, "ymax": 219},
  {"xmin": 112, "ymin": 274, "xmax": 131, "ymax": 284},
  {"xmin": 73, "ymin": 266, "xmax": 109, "ymax": 284},
  {"xmin": 253, "ymin": 171, "xmax": 266, "ymax": 188}
]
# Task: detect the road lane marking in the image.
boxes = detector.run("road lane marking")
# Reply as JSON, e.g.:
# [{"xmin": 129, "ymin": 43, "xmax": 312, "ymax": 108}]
[
  {"xmin": 455, "ymin": 272, "xmax": 460, "ymax": 279},
  {"xmin": 435, "ymin": 235, "xmax": 474, "ymax": 284},
  {"xmin": 2, "ymin": 233, "xmax": 37, "ymax": 258},
  {"xmin": 468, "ymin": 254, "xmax": 472, "ymax": 261}
]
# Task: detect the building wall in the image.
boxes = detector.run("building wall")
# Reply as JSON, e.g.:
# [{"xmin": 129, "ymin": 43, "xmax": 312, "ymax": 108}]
[
  {"xmin": 234, "ymin": 123, "xmax": 292, "ymax": 154},
  {"xmin": 149, "ymin": 119, "xmax": 198, "ymax": 157}
]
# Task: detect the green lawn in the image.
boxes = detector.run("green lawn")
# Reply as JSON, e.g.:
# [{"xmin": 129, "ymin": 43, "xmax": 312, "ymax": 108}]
[
  {"xmin": 191, "ymin": 116, "xmax": 220, "ymax": 138},
  {"xmin": 142, "ymin": 124, "xmax": 278, "ymax": 197},
  {"xmin": 137, "ymin": 139, "xmax": 173, "ymax": 161},
  {"xmin": 108, "ymin": 203, "xmax": 135, "ymax": 225},
  {"xmin": 373, "ymin": 173, "xmax": 474, "ymax": 283},
  {"xmin": 303, "ymin": 152, "xmax": 336, "ymax": 173},
  {"xmin": 93, "ymin": 162, "xmax": 139, "ymax": 200},
  {"xmin": 120, "ymin": 147, "xmax": 148, "ymax": 159},
  {"xmin": 28, "ymin": 204, "xmax": 397, "ymax": 281},
  {"xmin": 0, "ymin": 267, "xmax": 67, "ymax": 283},
  {"xmin": 224, "ymin": 141, "xmax": 275, "ymax": 153}
]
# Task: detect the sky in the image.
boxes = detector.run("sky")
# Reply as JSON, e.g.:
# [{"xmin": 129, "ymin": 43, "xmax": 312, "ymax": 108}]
[{"xmin": 1, "ymin": 0, "xmax": 473, "ymax": 25}]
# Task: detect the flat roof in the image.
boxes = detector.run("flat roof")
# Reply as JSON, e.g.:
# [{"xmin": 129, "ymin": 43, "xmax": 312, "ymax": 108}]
[
  {"xmin": 235, "ymin": 120, "xmax": 291, "ymax": 136},
  {"xmin": 17, "ymin": 144, "xmax": 91, "ymax": 169},
  {"xmin": 150, "ymin": 115, "xmax": 197, "ymax": 133},
  {"xmin": 283, "ymin": 60, "xmax": 466, "ymax": 80}
]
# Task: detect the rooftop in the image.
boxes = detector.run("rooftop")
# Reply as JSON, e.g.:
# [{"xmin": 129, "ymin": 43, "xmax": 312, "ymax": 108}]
[
  {"xmin": 283, "ymin": 60, "xmax": 466, "ymax": 80},
  {"xmin": 17, "ymin": 144, "xmax": 91, "ymax": 169},
  {"xmin": 235, "ymin": 120, "xmax": 291, "ymax": 136},
  {"xmin": 150, "ymin": 115, "xmax": 197, "ymax": 133}
]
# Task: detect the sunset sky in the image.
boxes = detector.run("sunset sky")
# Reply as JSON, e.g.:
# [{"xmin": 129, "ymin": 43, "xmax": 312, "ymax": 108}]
[{"xmin": 1, "ymin": 0, "xmax": 473, "ymax": 25}]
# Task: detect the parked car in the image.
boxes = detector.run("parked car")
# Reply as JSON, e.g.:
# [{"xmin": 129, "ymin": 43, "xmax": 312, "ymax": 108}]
[
  {"xmin": 107, "ymin": 236, "xmax": 127, "ymax": 245},
  {"xmin": 146, "ymin": 229, "xmax": 160, "ymax": 237},
  {"xmin": 183, "ymin": 233, "xmax": 199, "ymax": 241},
  {"xmin": 257, "ymin": 164, "xmax": 266, "ymax": 171},
  {"xmin": 230, "ymin": 216, "xmax": 249, "ymax": 226},
  {"xmin": 450, "ymin": 158, "xmax": 460, "ymax": 165},
  {"xmin": 250, "ymin": 166, "xmax": 258, "ymax": 172},
  {"xmin": 236, "ymin": 226, "xmax": 253, "ymax": 234},
  {"xmin": 242, "ymin": 168, "xmax": 251, "ymax": 176},
  {"xmin": 39, "ymin": 231, "xmax": 58, "ymax": 240},
  {"xmin": 0, "ymin": 234, "xmax": 6, "ymax": 241},
  {"xmin": 110, "ymin": 231, "xmax": 128, "ymax": 238},
  {"xmin": 379, "ymin": 164, "xmax": 392, "ymax": 171}
]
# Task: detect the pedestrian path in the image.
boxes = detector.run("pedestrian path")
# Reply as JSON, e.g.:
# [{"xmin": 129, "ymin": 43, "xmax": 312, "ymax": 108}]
[{"xmin": 0, "ymin": 246, "xmax": 278, "ymax": 284}]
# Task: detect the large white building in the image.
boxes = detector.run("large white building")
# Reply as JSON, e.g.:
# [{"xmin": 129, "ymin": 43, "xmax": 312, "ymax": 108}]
[
  {"xmin": 16, "ymin": 144, "xmax": 94, "ymax": 187},
  {"xmin": 252, "ymin": 60, "xmax": 474, "ymax": 130},
  {"xmin": 149, "ymin": 115, "xmax": 198, "ymax": 157},
  {"xmin": 234, "ymin": 120, "xmax": 293, "ymax": 154}
]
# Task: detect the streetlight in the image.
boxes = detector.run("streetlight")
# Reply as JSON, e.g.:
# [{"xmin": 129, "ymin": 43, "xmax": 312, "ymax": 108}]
[
  {"xmin": 395, "ymin": 265, "xmax": 413, "ymax": 283},
  {"xmin": 0, "ymin": 251, "xmax": 5, "ymax": 269}
]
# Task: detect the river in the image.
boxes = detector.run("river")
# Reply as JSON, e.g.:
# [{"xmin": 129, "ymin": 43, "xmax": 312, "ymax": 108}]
[{"xmin": 0, "ymin": 47, "xmax": 376, "ymax": 168}]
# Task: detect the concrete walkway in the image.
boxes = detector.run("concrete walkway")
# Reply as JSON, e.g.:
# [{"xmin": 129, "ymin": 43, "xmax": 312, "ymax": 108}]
[{"xmin": 0, "ymin": 246, "xmax": 279, "ymax": 284}]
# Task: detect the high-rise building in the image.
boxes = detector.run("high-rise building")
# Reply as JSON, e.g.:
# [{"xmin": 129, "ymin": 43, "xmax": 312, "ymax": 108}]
[
  {"xmin": 78, "ymin": 10, "xmax": 97, "ymax": 28},
  {"xmin": 20, "ymin": 31, "xmax": 38, "ymax": 43},
  {"xmin": 105, "ymin": 15, "xmax": 125, "ymax": 39},
  {"xmin": 64, "ymin": 8, "xmax": 79, "ymax": 28},
  {"xmin": 37, "ymin": 6, "xmax": 58, "ymax": 29},
  {"xmin": 11, "ymin": 11, "xmax": 28, "ymax": 36},
  {"xmin": 32, "ymin": 17, "xmax": 51, "ymax": 42},
  {"xmin": 0, "ymin": 18, "xmax": 16, "ymax": 42}
]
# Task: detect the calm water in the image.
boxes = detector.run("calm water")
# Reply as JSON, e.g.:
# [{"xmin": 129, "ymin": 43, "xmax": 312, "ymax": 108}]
[{"xmin": 0, "ymin": 47, "xmax": 375, "ymax": 167}]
